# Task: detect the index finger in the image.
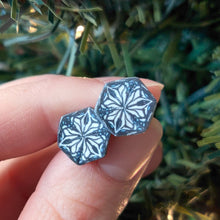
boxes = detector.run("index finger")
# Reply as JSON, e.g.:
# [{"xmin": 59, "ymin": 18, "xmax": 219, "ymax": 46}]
[{"xmin": 0, "ymin": 75, "xmax": 163, "ymax": 160}]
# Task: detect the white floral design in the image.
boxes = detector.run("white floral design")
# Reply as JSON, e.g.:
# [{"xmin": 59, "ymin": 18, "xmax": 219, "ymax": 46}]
[
  {"xmin": 58, "ymin": 108, "xmax": 110, "ymax": 165},
  {"xmin": 95, "ymin": 78, "xmax": 157, "ymax": 136}
]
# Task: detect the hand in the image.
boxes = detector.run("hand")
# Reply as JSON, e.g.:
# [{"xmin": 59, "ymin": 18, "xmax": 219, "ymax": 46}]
[{"xmin": 0, "ymin": 75, "xmax": 163, "ymax": 220}]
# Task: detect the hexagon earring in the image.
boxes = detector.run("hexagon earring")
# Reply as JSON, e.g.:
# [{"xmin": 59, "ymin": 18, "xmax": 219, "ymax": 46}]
[
  {"xmin": 57, "ymin": 107, "xmax": 110, "ymax": 165},
  {"xmin": 95, "ymin": 77, "xmax": 157, "ymax": 136}
]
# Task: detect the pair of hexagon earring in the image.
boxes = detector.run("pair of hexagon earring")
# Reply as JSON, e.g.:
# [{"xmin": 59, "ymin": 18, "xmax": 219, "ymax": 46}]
[{"xmin": 57, "ymin": 77, "xmax": 157, "ymax": 165}]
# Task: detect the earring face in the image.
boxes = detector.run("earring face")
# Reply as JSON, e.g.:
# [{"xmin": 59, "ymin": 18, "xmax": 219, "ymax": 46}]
[
  {"xmin": 57, "ymin": 107, "xmax": 110, "ymax": 165},
  {"xmin": 57, "ymin": 77, "xmax": 158, "ymax": 165},
  {"xmin": 95, "ymin": 78, "xmax": 157, "ymax": 136}
]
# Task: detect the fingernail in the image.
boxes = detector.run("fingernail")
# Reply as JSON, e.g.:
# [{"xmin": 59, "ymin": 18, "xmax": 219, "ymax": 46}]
[
  {"xmin": 145, "ymin": 81, "xmax": 164, "ymax": 91},
  {"xmin": 98, "ymin": 118, "xmax": 163, "ymax": 181},
  {"xmin": 97, "ymin": 77, "xmax": 164, "ymax": 91}
]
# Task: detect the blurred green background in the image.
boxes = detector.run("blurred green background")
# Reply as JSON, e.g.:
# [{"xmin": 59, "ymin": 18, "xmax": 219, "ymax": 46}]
[{"xmin": 1, "ymin": 0, "xmax": 220, "ymax": 219}]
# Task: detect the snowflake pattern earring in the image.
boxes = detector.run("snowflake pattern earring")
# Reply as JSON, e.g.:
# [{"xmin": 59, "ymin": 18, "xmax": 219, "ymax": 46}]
[
  {"xmin": 57, "ymin": 107, "xmax": 110, "ymax": 165},
  {"xmin": 57, "ymin": 77, "xmax": 157, "ymax": 165},
  {"xmin": 95, "ymin": 78, "xmax": 157, "ymax": 136}
]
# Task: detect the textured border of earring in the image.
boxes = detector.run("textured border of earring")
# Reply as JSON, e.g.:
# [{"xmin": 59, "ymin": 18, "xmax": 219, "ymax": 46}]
[{"xmin": 57, "ymin": 77, "xmax": 157, "ymax": 165}]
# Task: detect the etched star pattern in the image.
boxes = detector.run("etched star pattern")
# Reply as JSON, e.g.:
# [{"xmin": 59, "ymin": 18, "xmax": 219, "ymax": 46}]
[
  {"xmin": 57, "ymin": 108, "xmax": 110, "ymax": 165},
  {"xmin": 95, "ymin": 78, "xmax": 157, "ymax": 136}
]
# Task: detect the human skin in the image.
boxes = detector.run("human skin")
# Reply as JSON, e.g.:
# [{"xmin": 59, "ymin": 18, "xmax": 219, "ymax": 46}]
[{"xmin": 0, "ymin": 75, "xmax": 163, "ymax": 220}]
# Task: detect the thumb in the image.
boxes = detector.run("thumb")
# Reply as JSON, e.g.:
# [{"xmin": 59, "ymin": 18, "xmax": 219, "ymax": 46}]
[{"xmin": 18, "ymin": 118, "xmax": 162, "ymax": 220}]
